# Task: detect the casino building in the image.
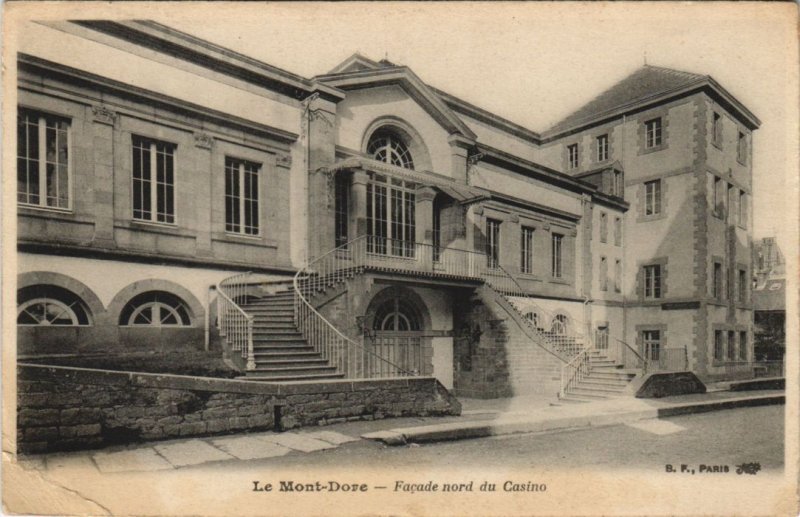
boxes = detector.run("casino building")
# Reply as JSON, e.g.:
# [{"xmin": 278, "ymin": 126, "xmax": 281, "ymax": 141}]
[{"xmin": 15, "ymin": 20, "xmax": 760, "ymax": 399}]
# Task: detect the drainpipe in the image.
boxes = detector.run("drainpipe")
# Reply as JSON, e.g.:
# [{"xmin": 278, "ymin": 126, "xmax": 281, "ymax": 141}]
[{"xmin": 583, "ymin": 296, "xmax": 592, "ymax": 347}]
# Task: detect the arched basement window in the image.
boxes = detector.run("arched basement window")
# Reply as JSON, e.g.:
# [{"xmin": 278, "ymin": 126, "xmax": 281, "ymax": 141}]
[
  {"xmin": 551, "ymin": 313, "xmax": 570, "ymax": 335},
  {"xmin": 373, "ymin": 298, "xmax": 422, "ymax": 332},
  {"xmin": 17, "ymin": 285, "xmax": 92, "ymax": 326},
  {"xmin": 119, "ymin": 291, "xmax": 191, "ymax": 327},
  {"xmin": 367, "ymin": 130, "xmax": 415, "ymax": 170}
]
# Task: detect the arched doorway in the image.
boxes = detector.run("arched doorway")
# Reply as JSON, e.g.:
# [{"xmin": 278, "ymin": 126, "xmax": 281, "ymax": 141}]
[{"xmin": 368, "ymin": 292, "xmax": 426, "ymax": 376}]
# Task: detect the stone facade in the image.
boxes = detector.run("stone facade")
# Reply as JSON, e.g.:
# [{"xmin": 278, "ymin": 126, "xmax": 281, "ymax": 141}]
[
  {"xmin": 17, "ymin": 364, "xmax": 459, "ymax": 453},
  {"xmin": 14, "ymin": 22, "xmax": 760, "ymax": 400}
]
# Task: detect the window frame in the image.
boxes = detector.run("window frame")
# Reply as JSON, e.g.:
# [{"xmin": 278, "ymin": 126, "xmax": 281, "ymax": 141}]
[
  {"xmin": 17, "ymin": 108, "xmax": 72, "ymax": 211},
  {"xmin": 642, "ymin": 329, "xmax": 661, "ymax": 361},
  {"xmin": 712, "ymin": 112, "xmax": 722, "ymax": 147},
  {"xmin": 739, "ymin": 331, "xmax": 748, "ymax": 360},
  {"xmin": 614, "ymin": 258, "xmax": 622, "ymax": 293},
  {"xmin": 486, "ymin": 218, "xmax": 501, "ymax": 269},
  {"xmin": 643, "ymin": 264, "xmax": 662, "ymax": 299},
  {"xmin": 520, "ymin": 226, "xmax": 535, "ymax": 275},
  {"xmin": 614, "ymin": 216, "xmax": 622, "ymax": 246},
  {"xmin": 737, "ymin": 131, "xmax": 747, "ymax": 164},
  {"xmin": 131, "ymin": 135, "xmax": 178, "ymax": 225},
  {"xmin": 224, "ymin": 156, "xmax": 262, "ymax": 237},
  {"xmin": 644, "ymin": 118, "xmax": 663, "ymax": 149},
  {"xmin": 738, "ymin": 269, "xmax": 747, "ymax": 303},
  {"xmin": 644, "ymin": 179, "xmax": 662, "ymax": 216},
  {"xmin": 599, "ymin": 256, "xmax": 608, "ymax": 292},
  {"xmin": 567, "ymin": 143, "xmax": 579, "ymax": 169},
  {"xmin": 596, "ymin": 134, "xmax": 609, "ymax": 162},
  {"xmin": 599, "ymin": 212, "xmax": 608, "ymax": 243},
  {"xmin": 714, "ymin": 330, "xmax": 724, "ymax": 361},
  {"xmin": 713, "ymin": 262, "xmax": 723, "ymax": 300},
  {"xmin": 551, "ymin": 233, "xmax": 564, "ymax": 279}
]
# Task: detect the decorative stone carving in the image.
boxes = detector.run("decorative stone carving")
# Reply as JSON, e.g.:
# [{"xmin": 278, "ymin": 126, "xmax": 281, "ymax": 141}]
[
  {"xmin": 91, "ymin": 105, "xmax": 117, "ymax": 126},
  {"xmin": 276, "ymin": 153, "xmax": 292, "ymax": 169},
  {"xmin": 473, "ymin": 206, "xmax": 484, "ymax": 216},
  {"xmin": 543, "ymin": 223, "xmax": 551, "ymax": 231},
  {"xmin": 467, "ymin": 152, "xmax": 485, "ymax": 167},
  {"xmin": 193, "ymin": 132, "xmax": 214, "ymax": 149},
  {"xmin": 510, "ymin": 214, "xmax": 520, "ymax": 223}
]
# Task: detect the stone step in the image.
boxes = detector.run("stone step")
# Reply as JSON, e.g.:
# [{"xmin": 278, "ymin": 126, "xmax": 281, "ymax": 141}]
[
  {"xmin": 251, "ymin": 326, "xmax": 300, "ymax": 334},
  {"xmin": 563, "ymin": 388, "xmax": 612, "ymax": 399},
  {"xmin": 252, "ymin": 330, "xmax": 303, "ymax": 338},
  {"xmin": 576, "ymin": 380, "xmax": 628, "ymax": 391},
  {"xmin": 579, "ymin": 377, "xmax": 630, "ymax": 388},
  {"xmin": 241, "ymin": 372, "xmax": 346, "ymax": 382},
  {"xmin": 587, "ymin": 370, "xmax": 637, "ymax": 381},
  {"xmin": 253, "ymin": 358, "xmax": 330, "ymax": 368},
  {"xmin": 253, "ymin": 351, "xmax": 323, "ymax": 361},
  {"xmin": 243, "ymin": 365, "xmax": 341, "ymax": 377}
]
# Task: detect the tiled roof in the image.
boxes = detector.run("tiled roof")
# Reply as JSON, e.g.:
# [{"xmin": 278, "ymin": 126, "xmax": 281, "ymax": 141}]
[
  {"xmin": 548, "ymin": 65, "xmax": 708, "ymax": 135},
  {"xmin": 753, "ymin": 279, "xmax": 785, "ymax": 312}
]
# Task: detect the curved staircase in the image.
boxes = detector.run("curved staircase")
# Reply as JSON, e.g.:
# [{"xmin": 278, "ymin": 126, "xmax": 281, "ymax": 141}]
[{"xmin": 238, "ymin": 291, "xmax": 344, "ymax": 381}]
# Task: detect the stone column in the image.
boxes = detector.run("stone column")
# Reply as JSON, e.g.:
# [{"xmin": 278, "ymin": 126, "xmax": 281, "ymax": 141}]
[
  {"xmin": 415, "ymin": 186, "xmax": 437, "ymax": 270},
  {"xmin": 351, "ymin": 170, "xmax": 369, "ymax": 239},
  {"xmin": 90, "ymin": 105, "xmax": 117, "ymax": 248}
]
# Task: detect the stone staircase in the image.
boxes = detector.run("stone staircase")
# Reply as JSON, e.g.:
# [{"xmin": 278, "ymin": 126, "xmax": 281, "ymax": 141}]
[
  {"xmin": 559, "ymin": 349, "xmax": 637, "ymax": 403},
  {"xmin": 236, "ymin": 290, "xmax": 344, "ymax": 382}
]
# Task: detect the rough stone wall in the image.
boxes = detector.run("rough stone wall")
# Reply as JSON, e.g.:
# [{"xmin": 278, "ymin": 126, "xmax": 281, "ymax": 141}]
[
  {"xmin": 16, "ymin": 364, "xmax": 460, "ymax": 454},
  {"xmin": 452, "ymin": 287, "xmax": 563, "ymax": 399}
]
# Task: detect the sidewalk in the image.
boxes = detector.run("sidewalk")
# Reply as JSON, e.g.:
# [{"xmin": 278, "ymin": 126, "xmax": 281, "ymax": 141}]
[{"xmin": 13, "ymin": 389, "xmax": 784, "ymax": 475}]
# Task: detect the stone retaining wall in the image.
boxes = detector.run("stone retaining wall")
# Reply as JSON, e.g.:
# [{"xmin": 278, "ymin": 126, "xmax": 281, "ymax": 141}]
[{"xmin": 16, "ymin": 364, "xmax": 460, "ymax": 454}]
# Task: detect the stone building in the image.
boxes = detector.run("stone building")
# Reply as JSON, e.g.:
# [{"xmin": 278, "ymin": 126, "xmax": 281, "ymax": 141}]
[{"xmin": 15, "ymin": 21, "xmax": 760, "ymax": 400}]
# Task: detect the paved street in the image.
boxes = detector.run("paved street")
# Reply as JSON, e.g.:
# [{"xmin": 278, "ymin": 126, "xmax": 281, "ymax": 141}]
[{"xmin": 215, "ymin": 405, "xmax": 783, "ymax": 472}]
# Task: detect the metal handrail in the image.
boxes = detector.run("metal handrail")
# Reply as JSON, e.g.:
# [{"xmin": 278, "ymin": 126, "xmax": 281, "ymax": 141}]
[
  {"xmin": 216, "ymin": 272, "xmax": 256, "ymax": 370},
  {"xmin": 293, "ymin": 235, "xmax": 415, "ymax": 378},
  {"xmin": 559, "ymin": 349, "xmax": 590, "ymax": 398}
]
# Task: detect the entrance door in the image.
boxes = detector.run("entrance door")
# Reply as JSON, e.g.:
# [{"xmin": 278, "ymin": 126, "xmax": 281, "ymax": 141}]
[{"xmin": 372, "ymin": 297, "xmax": 423, "ymax": 376}]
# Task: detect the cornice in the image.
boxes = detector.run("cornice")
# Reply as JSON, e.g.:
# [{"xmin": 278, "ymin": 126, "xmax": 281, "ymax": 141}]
[
  {"xmin": 19, "ymin": 54, "xmax": 299, "ymax": 146},
  {"xmin": 66, "ymin": 20, "xmax": 345, "ymax": 103}
]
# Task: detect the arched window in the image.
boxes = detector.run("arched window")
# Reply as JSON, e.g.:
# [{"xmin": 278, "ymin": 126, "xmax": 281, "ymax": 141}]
[
  {"xmin": 119, "ymin": 291, "xmax": 191, "ymax": 327},
  {"xmin": 367, "ymin": 130, "xmax": 414, "ymax": 170},
  {"xmin": 551, "ymin": 313, "xmax": 569, "ymax": 335},
  {"xmin": 17, "ymin": 285, "xmax": 92, "ymax": 326},
  {"xmin": 373, "ymin": 298, "xmax": 421, "ymax": 331},
  {"xmin": 524, "ymin": 311, "xmax": 542, "ymax": 330}
]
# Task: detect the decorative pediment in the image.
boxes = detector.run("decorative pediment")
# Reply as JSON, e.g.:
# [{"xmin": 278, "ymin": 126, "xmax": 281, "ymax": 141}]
[{"xmin": 316, "ymin": 65, "xmax": 477, "ymax": 142}]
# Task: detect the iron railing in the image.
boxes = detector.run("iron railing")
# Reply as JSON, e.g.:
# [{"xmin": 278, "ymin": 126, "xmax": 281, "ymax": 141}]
[
  {"xmin": 293, "ymin": 236, "xmax": 417, "ymax": 378},
  {"xmin": 559, "ymin": 349, "xmax": 591, "ymax": 398},
  {"xmin": 646, "ymin": 346, "xmax": 689, "ymax": 372},
  {"xmin": 607, "ymin": 336, "xmax": 648, "ymax": 372},
  {"xmin": 217, "ymin": 272, "xmax": 256, "ymax": 370}
]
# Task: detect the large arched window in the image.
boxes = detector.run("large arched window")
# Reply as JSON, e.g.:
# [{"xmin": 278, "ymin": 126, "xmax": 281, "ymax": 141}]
[
  {"xmin": 119, "ymin": 291, "xmax": 191, "ymax": 327},
  {"xmin": 17, "ymin": 285, "xmax": 92, "ymax": 326},
  {"xmin": 367, "ymin": 129, "xmax": 415, "ymax": 170}
]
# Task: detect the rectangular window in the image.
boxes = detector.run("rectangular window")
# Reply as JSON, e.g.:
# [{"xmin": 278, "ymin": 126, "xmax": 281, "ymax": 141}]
[
  {"xmin": 17, "ymin": 109, "xmax": 70, "ymax": 209},
  {"xmin": 551, "ymin": 233, "xmax": 563, "ymax": 278},
  {"xmin": 486, "ymin": 219, "xmax": 501, "ymax": 269},
  {"xmin": 738, "ymin": 269, "xmax": 747, "ymax": 302},
  {"xmin": 596, "ymin": 134, "xmax": 609, "ymax": 162},
  {"xmin": 714, "ymin": 330, "xmax": 724, "ymax": 361},
  {"xmin": 643, "ymin": 264, "xmax": 662, "ymax": 299},
  {"xmin": 334, "ymin": 173, "xmax": 349, "ymax": 247},
  {"xmin": 600, "ymin": 256, "xmax": 608, "ymax": 291},
  {"xmin": 739, "ymin": 190, "xmax": 747, "ymax": 227},
  {"xmin": 713, "ymin": 262, "xmax": 723, "ymax": 299},
  {"xmin": 712, "ymin": 112, "xmax": 722, "ymax": 146},
  {"xmin": 713, "ymin": 177, "xmax": 724, "ymax": 217},
  {"xmin": 520, "ymin": 226, "xmax": 534, "ymax": 274},
  {"xmin": 614, "ymin": 259, "xmax": 622, "ymax": 293},
  {"xmin": 132, "ymin": 136, "xmax": 176, "ymax": 224},
  {"xmin": 599, "ymin": 212, "xmax": 608, "ymax": 243},
  {"xmin": 224, "ymin": 157, "xmax": 260, "ymax": 235},
  {"xmin": 642, "ymin": 330, "xmax": 661, "ymax": 361},
  {"xmin": 645, "ymin": 118, "xmax": 662, "ymax": 148},
  {"xmin": 613, "ymin": 171, "xmax": 623, "ymax": 197},
  {"xmin": 737, "ymin": 131, "xmax": 747, "ymax": 163},
  {"xmin": 727, "ymin": 330, "xmax": 736, "ymax": 361},
  {"xmin": 739, "ymin": 331, "xmax": 748, "ymax": 360},
  {"xmin": 366, "ymin": 174, "xmax": 415, "ymax": 257},
  {"xmin": 567, "ymin": 144, "xmax": 579, "ymax": 169},
  {"xmin": 644, "ymin": 179, "xmax": 662, "ymax": 216},
  {"xmin": 595, "ymin": 326, "xmax": 609, "ymax": 350},
  {"xmin": 614, "ymin": 216, "xmax": 622, "ymax": 246}
]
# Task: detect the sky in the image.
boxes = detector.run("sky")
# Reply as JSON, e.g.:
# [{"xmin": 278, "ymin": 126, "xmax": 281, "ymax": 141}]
[{"xmin": 164, "ymin": 3, "xmax": 796, "ymax": 244}]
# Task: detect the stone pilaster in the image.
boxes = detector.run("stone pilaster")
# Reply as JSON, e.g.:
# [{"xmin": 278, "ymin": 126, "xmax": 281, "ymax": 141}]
[
  {"xmin": 193, "ymin": 131, "xmax": 214, "ymax": 257},
  {"xmin": 351, "ymin": 170, "xmax": 369, "ymax": 239},
  {"xmin": 448, "ymin": 134, "xmax": 473, "ymax": 184},
  {"xmin": 90, "ymin": 105, "xmax": 117, "ymax": 248}
]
